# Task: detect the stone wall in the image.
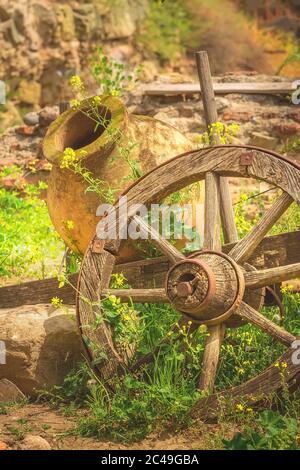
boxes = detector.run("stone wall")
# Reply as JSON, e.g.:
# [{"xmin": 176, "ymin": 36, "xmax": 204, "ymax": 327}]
[{"xmin": 0, "ymin": 0, "xmax": 148, "ymax": 107}]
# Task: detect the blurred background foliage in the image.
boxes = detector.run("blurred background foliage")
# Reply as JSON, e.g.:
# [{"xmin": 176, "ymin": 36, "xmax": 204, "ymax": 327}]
[{"xmin": 137, "ymin": 0, "xmax": 300, "ymax": 76}]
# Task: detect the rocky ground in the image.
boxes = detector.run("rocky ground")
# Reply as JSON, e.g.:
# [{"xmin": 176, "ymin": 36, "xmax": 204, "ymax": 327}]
[
  {"xmin": 0, "ymin": 73, "xmax": 299, "ymax": 190},
  {"xmin": 130, "ymin": 74, "xmax": 300, "ymax": 157}
]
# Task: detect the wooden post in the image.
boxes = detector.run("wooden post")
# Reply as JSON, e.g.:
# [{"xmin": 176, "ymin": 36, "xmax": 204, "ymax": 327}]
[
  {"xmin": 195, "ymin": 52, "xmax": 219, "ymax": 144},
  {"xmin": 59, "ymin": 101, "xmax": 70, "ymax": 115},
  {"xmin": 195, "ymin": 51, "xmax": 238, "ymax": 392},
  {"xmin": 59, "ymin": 100, "xmax": 71, "ymax": 273},
  {"xmin": 195, "ymin": 51, "xmax": 238, "ymax": 244}
]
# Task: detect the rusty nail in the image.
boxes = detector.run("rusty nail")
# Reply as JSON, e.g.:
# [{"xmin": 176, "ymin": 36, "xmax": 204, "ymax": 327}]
[
  {"xmin": 91, "ymin": 238, "xmax": 104, "ymax": 253},
  {"xmin": 240, "ymin": 152, "xmax": 254, "ymax": 166}
]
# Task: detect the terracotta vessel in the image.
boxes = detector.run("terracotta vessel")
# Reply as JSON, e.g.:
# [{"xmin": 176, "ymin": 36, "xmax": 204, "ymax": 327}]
[{"xmin": 43, "ymin": 96, "xmax": 194, "ymax": 258}]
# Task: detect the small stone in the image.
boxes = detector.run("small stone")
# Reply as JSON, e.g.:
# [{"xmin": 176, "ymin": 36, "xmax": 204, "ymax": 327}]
[
  {"xmin": 288, "ymin": 111, "xmax": 300, "ymax": 124},
  {"xmin": 261, "ymin": 111, "xmax": 277, "ymax": 119},
  {"xmin": 39, "ymin": 107, "xmax": 59, "ymax": 127},
  {"xmin": 19, "ymin": 435, "xmax": 51, "ymax": 451},
  {"xmin": 0, "ymin": 441, "xmax": 7, "ymax": 451},
  {"xmin": 29, "ymin": 43, "xmax": 39, "ymax": 52},
  {"xmin": 273, "ymin": 122, "xmax": 300, "ymax": 137},
  {"xmin": 176, "ymin": 105, "xmax": 194, "ymax": 118},
  {"xmin": 223, "ymin": 111, "xmax": 251, "ymax": 122},
  {"xmin": 15, "ymin": 125, "xmax": 36, "ymax": 136},
  {"xmin": 153, "ymin": 111, "xmax": 172, "ymax": 125},
  {"xmin": 215, "ymin": 97, "xmax": 229, "ymax": 112},
  {"xmin": 23, "ymin": 112, "xmax": 39, "ymax": 126},
  {"xmin": 249, "ymin": 132, "xmax": 279, "ymax": 150}
]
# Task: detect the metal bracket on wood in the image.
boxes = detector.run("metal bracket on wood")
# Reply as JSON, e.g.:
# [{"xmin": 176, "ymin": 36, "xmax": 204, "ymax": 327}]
[
  {"xmin": 91, "ymin": 238, "xmax": 105, "ymax": 254},
  {"xmin": 240, "ymin": 152, "xmax": 254, "ymax": 166}
]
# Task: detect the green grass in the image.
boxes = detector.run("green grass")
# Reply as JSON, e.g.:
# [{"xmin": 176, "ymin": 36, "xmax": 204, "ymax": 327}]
[
  {"xmin": 223, "ymin": 408, "xmax": 300, "ymax": 450},
  {"xmin": 0, "ymin": 184, "xmax": 64, "ymax": 283},
  {"xmin": 40, "ymin": 286, "xmax": 300, "ymax": 445}
]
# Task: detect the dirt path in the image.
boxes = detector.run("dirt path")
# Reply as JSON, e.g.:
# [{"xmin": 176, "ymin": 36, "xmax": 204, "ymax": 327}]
[{"xmin": 0, "ymin": 403, "xmax": 235, "ymax": 450}]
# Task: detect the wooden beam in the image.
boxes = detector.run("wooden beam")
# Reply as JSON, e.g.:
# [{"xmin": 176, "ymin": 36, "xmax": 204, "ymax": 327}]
[
  {"xmin": 102, "ymin": 288, "xmax": 168, "ymax": 303},
  {"xmin": 142, "ymin": 82, "xmax": 297, "ymax": 97},
  {"xmin": 0, "ymin": 274, "xmax": 78, "ymax": 309},
  {"xmin": 1, "ymin": 231, "xmax": 299, "ymax": 309}
]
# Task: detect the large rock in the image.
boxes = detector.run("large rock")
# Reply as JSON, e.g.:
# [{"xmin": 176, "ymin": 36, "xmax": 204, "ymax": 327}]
[{"xmin": 0, "ymin": 304, "xmax": 83, "ymax": 396}]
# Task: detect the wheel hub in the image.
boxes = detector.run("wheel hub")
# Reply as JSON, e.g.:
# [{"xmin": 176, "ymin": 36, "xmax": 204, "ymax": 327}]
[{"xmin": 166, "ymin": 251, "xmax": 245, "ymax": 325}]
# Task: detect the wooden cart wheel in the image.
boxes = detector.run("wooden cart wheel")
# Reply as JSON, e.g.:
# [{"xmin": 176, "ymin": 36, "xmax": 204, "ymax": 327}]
[{"xmin": 76, "ymin": 145, "xmax": 300, "ymax": 417}]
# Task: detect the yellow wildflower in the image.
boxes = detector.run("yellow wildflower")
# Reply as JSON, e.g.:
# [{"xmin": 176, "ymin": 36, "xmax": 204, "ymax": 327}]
[
  {"xmin": 66, "ymin": 220, "xmax": 74, "ymax": 230},
  {"xmin": 70, "ymin": 75, "xmax": 83, "ymax": 91},
  {"xmin": 70, "ymin": 99, "xmax": 81, "ymax": 109},
  {"xmin": 93, "ymin": 96, "xmax": 102, "ymax": 105},
  {"xmin": 51, "ymin": 296, "xmax": 62, "ymax": 307},
  {"xmin": 60, "ymin": 147, "xmax": 77, "ymax": 169},
  {"xmin": 111, "ymin": 89, "xmax": 120, "ymax": 97}
]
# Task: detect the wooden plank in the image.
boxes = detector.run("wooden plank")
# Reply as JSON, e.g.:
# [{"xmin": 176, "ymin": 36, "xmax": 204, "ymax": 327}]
[
  {"xmin": 0, "ymin": 274, "xmax": 78, "ymax": 309},
  {"xmin": 191, "ymin": 342, "xmax": 300, "ymax": 422},
  {"xmin": 143, "ymin": 81, "xmax": 297, "ymax": 96},
  {"xmin": 1, "ymin": 230, "xmax": 299, "ymax": 309}
]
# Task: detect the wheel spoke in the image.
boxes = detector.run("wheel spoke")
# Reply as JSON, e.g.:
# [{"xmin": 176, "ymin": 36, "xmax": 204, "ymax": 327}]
[
  {"xmin": 102, "ymin": 288, "xmax": 168, "ymax": 303},
  {"xmin": 229, "ymin": 192, "xmax": 293, "ymax": 264},
  {"xmin": 219, "ymin": 177, "xmax": 239, "ymax": 244},
  {"xmin": 235, "ymin": 302, "xmax": 295, "ymax": 346},
  {"xmin": 198, "ymin": 324, "xmax": 225, "ymax": 392},
  {"xmin": 131, "ymin": 215, "xmax": 185, "ymax": 265},
  {"xmin": 245, "ymin": 263, "xmax": 300, "ymax": 289},
  {"xmin": 204, "ymin": 172, "xmax": 221, "ymax": 251}
]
